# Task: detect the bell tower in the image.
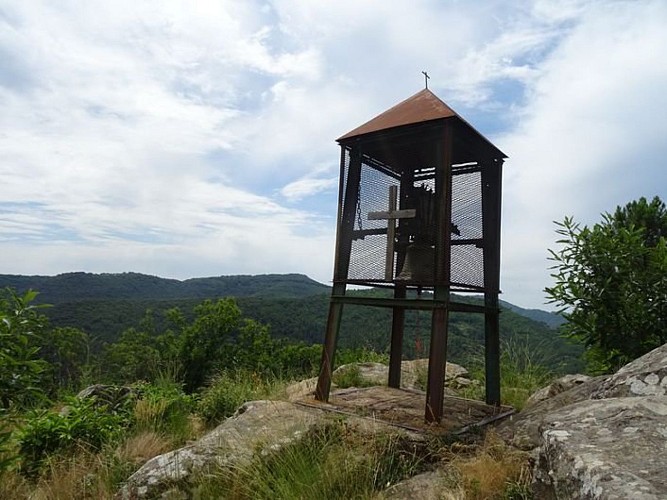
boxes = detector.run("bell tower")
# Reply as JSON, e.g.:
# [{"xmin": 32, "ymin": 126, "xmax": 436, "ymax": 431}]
[{"xmin": 315, "ymin": 88, "xmax": 506, "ymax": 423}]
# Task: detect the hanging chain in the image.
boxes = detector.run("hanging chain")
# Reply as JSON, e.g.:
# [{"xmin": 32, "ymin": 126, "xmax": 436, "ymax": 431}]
[{"xmin": 356, "ymin": 186, "xmax": 363, "ymax": 231}]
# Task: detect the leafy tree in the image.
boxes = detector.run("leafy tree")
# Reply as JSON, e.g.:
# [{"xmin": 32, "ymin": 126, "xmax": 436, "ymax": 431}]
[
  {"xmin": 100, "ymin": 328, "xmax": 162, "ymax": 383},
  {"xmin": 179, "ymin": 298, "xmax": 243, "ymax": 390},
  {"xmin": 0, "ymin": 288, "xmax": 49, "ymax": 409},
  {"xmin": 39, "ymin": 326, "xmax": 90, "ymax": 393},
  {"xmin": 546, "ymin": 197, "xmax": 667, "ymax": 372}
]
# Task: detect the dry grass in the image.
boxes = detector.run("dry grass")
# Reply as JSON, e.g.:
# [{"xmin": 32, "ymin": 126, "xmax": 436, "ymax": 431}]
[
  {"xmin": 115, "ymin": 431, "xmax": 173, "ymax": 465},
  {"xmin": 29, "ymin": 450, "xmax": 114, "ymax": 500},
  {"xmin": 8, "ymin": 431, "xmax": 175, "ymax": 500},
  {"xmin": 0, "ymin": 470, "xmax": 32, "ymax": 500},
  {"xmin": 448, "ymin": 431, "xmax": 531, "ymax": 499}
]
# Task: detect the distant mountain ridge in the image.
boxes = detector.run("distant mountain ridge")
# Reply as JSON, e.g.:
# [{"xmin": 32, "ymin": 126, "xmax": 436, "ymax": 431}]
[
  {"xmin": 1, "ymin": 272, "xmax": 563, "ymax": 329},
  {"xmin": 500, "ymin": 300, "xmax": 565, "ymax": 329},
  {"xmin": 1, "ymin": 272, "xmax": 581, "ymax": 373},
  {"xmin": 0, "ymin": 272, "xmax": 330, "ymax": 304}
]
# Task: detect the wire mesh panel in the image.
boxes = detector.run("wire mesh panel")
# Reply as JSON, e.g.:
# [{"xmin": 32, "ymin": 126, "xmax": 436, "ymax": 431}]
[
  {"xmin": 451, "ymin": 166, "xmax": 484, "ymax": 290},
  {"xmin": 347, "ymin": 152, "xmax": 400, "ymax": 282},
  {"xmin": 339, "ymin": 146, "xmax": 487, "ymax": 291}
]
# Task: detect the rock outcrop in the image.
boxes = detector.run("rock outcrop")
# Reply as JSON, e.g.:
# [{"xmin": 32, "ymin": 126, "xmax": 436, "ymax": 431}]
[
  {"xmin": 118, "ymin": 398, "xmax": 424, "ymax": 499},
  {"xmin": 500, "ymin": 342, "xmax": 667, "ymax": 499},
  {"xmin": 330, "ymin": 359, "xmax": 471, "ymax": 390},
  {"xmin": 118, "ymin": 400, "xmax": 321, "ymax": 499}
]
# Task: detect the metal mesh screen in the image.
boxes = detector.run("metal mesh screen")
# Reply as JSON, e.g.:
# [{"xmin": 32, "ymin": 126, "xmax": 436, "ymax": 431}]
[
  {"xmin": 347, "ymin": 153, "xmax": 400, "ymax": 281},
  {"xmin": 340, "ymin": 147, "xmax": 486, "ymax": 291},
  {"xmin": 451, "ymin": 167, "xmax": 484, "ymax": 289}
]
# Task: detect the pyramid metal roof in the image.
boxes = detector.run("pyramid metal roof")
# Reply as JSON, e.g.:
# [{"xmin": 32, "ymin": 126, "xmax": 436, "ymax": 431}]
[
  {"xmin": 338, "ymin": 89, "xmax": 456, "ymax": 140},
  {"xmin": 337, "ymin": 88, "xmax": 506, "ymax": 159}
]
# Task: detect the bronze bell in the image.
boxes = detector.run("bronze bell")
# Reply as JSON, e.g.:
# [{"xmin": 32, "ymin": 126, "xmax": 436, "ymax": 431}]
[{"xmin": 396, "ymin": 244, "xmax": 435, "ymax": 283}]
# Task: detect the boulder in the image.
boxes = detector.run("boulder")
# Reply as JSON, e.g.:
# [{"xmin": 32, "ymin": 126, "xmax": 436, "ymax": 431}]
[
  {"xmin": 117, "ymin": 400, "xmax": 321, "ymax": 499},
  {"xmin": 118, "ymin": 398, "xmax": 424, "ymax": 499},
  {"xmin": 591, "ymin": 343, "xmax": 667, "ymax": 399},
  {"xmin": 333, "ymin": 361, "xmax": 387, "ymax": 386},
  {"xmin": 284, "ymin": 376, "xmax": 322, "ymax": 402},
  {"xmin": 380, "ymin": 469, "xmax": 460, "ymax": 499},
  {"xmin": 498, "ymin": 342, "xmax": 667, "ymax": 499},
  {"xmin": 533, "ymin": 396, "xmax": 667, "ymax": 499},
  {"xmin": 496, "ymin": 376, "xmax": 606, "ymax": 450},
  {"xmin": 524, "ymin": 374, "xmax": 591, "ymax": 409},
  {"xmin": 329, "ymin": 359, "xmax": 470, "ymax": 392}
]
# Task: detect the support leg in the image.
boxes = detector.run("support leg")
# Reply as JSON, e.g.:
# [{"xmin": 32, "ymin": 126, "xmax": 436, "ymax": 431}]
[
  {"xmin": 315, "ymin": 284, "xmax": 346, "ymax": 402},
  {"xmin": 485, "ymin": 292, "xmax": 501, "ymax": 406},
  {"xmin": 425, "ymin": 302, "xmax": 449, "ymax": 423},
  {"xmin": 388, "ymin": 286, "xmax": 406, "ymax": 388}
]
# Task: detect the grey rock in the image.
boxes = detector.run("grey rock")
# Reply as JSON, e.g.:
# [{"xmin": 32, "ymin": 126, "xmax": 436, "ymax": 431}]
[
  {"xmin": 533, "ymin": 395, "xmax": 667, "ymax": 499},
  {"xmin": 381, "ymin": 469, "xmax": 463, "ymax": 499},
  {"xmin": 333, "ymin": 361, "xmax": 388, "ymax": 385},
  {"xmin": 496, "ymin": 376, "xmax": 607, "ymax": 450},
  {"xmin": 330, "ymin": 359, "xmax": 470, "ymax": 391},
  {"xmin": 524, "ymin": 374, "xmax": 591, "ymax": 409},
  {"xmin": 117, "ymin": 400, "xmax": 321, "ymax": 499},
  {"xmin": 592, "ymin": 343, "xmax": 667, "ymax": 399}
]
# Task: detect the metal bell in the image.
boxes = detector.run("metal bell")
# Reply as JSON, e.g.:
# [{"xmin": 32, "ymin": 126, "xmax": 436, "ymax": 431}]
[{"xmin": 396, "ymin": 244, "xmax": 435, "ymax": 283}]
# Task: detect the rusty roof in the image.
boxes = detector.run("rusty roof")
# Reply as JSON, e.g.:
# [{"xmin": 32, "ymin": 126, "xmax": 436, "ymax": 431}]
[
  {"xmin": 337, "ymin": 89, "xmax": 506, "ymax": 159},
  {"xmin": 337, "ymin": 88, "xmax": 458, "ymax": 141}
]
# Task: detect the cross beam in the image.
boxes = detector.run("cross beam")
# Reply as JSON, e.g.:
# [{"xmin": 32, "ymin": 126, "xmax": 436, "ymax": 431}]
[{"xmin": 368, "ymin": 185, "xmax": 415, "ymax": 280}]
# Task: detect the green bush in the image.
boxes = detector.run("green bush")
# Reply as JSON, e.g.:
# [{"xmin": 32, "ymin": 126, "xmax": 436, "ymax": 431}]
[
  {"xmin": 132, "ymin": 381, "xmax": 196, "ymax": 441},
  {"xmin": 0, "ymin": 288, "xmax": 49, "ymax": 409},
  {"xmin": 194, "ymin": 422, "xmax": 427, "ymax": 499},
  {"xmin": 460, "ymin": 340, "xmax": 553, "ymax": 410},
  {"xmin": 17, "ymin": 397, "xmax": 131, "ymax": 474},
  {"xmin": 197, "ymin": 371, "xmax": 285, "ymax": 425}
]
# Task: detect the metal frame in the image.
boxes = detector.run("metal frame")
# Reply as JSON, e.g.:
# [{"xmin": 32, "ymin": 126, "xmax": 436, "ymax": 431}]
[{"xmin": 315, "ymin": 90, "xmax": 505, "ymax": 423}]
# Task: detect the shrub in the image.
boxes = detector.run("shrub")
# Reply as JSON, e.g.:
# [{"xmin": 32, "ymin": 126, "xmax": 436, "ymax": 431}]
[
  {"xmin": 0, "ymin": 288, "xmax": 49, "ymax": 409},
  {"xmin": 132, "ymin": 381, "xmax": 197, "ymax": 443},
  {"xmin": 197, "ymin": 370, "xmax": 286, "ymax": 425},
  {"xmin": 17, "ymin": 397, "xmax": 131, "ymax": 474},
  {"xmin": 460, "ymin": 341, "xmax": 553, "ymax": 411},
  {"xmin": 194, "ymin": 422, "xmax": 428, "ymax": 499}
]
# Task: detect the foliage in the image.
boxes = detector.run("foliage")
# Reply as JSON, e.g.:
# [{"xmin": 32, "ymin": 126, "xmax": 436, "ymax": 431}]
[
  {"xmin": 546, "ymin": 197, "xmax": 667, "ymax": 372},
  {"xmin": 194, "ymin": 421, "xmax": 428, "ymax": 499},
  {"xmin": 0, "ymin": 272, "xmax": 329, "ymax": 305},
  {"xmin": 461, "ymin": 340, "xmax": 554, "ymax": 411},
  {"xmin": 17, "ymin": 396, "xmax": 131, "ymax": 474},
  {"xmin": 197, "ymin": 370, "xmax": 287, "ymax": 425},
  {"xmin": 0, "ymin": 409, "xmax": 18, "ymax": 473},
  {"xmin": 39, "ymin": 326, "xmax": 90, "ymax": 394},
  {"xmin": 132, "ymin": 381, "xmax": 198, "ymax": 443},
  {"xmin": 0, "ymin": 288, "xmax": 49, "ymax": 409}
]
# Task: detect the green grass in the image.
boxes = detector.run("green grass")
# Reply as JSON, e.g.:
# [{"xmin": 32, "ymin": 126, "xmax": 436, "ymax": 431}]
[
  {"xmin": 460, "ymin": 340, "xmax": 554, "ymax": 411},
  {"xmin": 191, "ymin": 420, "xmax": 429, "ymax": 499},
  {"xmin": 197, "ymin": 370, "xmax": 289, "ymax": 426}
]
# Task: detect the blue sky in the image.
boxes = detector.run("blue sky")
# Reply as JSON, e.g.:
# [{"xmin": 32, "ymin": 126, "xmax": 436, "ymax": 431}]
[{"xmin": 1, "ymin": 0, "xmax": 666, "ymax": 309}]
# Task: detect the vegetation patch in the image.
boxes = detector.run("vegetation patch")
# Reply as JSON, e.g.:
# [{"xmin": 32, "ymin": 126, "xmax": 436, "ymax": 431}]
[{"xmin": 191, "ymin": 421, "xmax": 431, "ymax": 499}]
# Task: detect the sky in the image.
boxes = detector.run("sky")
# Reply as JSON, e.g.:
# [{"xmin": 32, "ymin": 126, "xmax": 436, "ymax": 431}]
[{"xmin": 1, "ymin": 0, "xmax": 666, "ymax": 310}]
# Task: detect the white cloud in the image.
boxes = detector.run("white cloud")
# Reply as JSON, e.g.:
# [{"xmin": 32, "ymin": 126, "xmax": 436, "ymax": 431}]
[
  {"xmin": 281, "ymin": 176, "xmax": 337, "ymax": 201},
  {"xmin": 499, "ymin": 0, "xmax": 667, "ymax": 308},
  {"xmin": 1, "ymin": 0, "xmax": 665, "ymax": 311}
]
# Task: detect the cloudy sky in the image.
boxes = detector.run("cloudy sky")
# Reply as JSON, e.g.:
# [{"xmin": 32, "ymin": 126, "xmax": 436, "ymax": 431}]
[{"xmin": 1, "ymin": 0, "xmax": 666, "ymax": 310}]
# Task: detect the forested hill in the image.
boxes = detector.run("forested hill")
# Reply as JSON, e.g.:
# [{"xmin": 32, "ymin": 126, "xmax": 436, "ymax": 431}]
[
  {"xmin": 500, "ymin": 300, "xmax": 565, "ymax": 329},
  {"xmin": 1, "ymin": 271, "xmax": 583, "ymax": 373},
  {"xmin": 0, "ymin": 272, "xmax": 330, "ymax": 304}
]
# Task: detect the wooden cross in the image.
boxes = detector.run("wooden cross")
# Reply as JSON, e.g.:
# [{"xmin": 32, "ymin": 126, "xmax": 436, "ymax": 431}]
[
  {"xmin": 422, "ymin": 70, "xmax": 430, "ymax": 89},
  {"xmin": 368, "ymin": 185, "xmax": 416, "ymax": 280}
]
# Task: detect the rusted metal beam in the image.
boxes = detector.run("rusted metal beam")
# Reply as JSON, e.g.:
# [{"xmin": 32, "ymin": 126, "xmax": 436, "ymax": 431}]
[
  {"xmin": 425, "ymin": 122, "xmax": 454, "ymax": 424},
  {"xmin": 388, "ymin": 286, "xmax": 406, "ymax": 388}
]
